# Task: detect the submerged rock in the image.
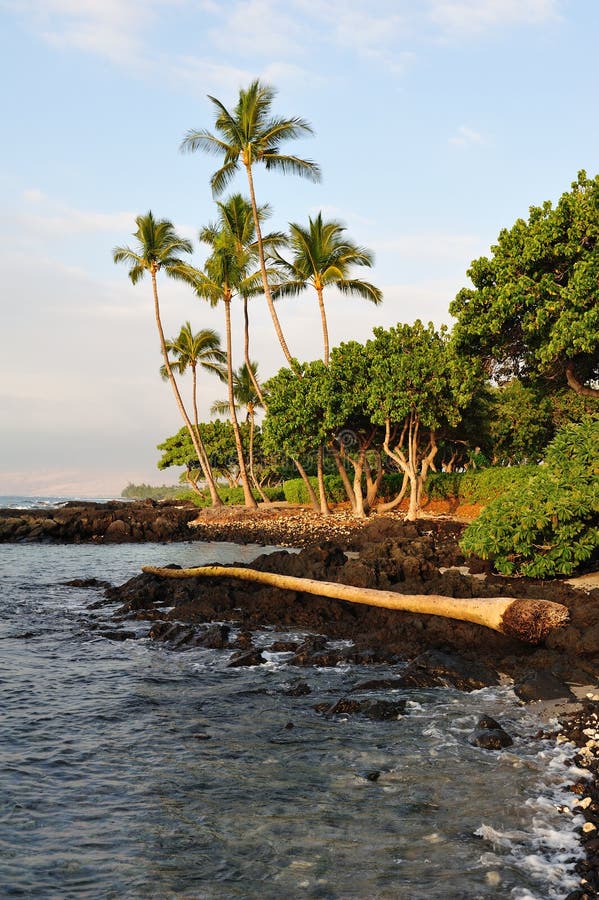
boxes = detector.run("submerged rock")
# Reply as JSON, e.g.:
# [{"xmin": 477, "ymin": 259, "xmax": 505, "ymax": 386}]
[
  {"xmin": 398, "ymin": 649, "xmax": 500, "ymax": 692},
  {"xmin": 316, "ymin": 697, "xmax": 407, "ymax": 720},
  {"xmin": 468, "ymin": 716, "xmax": 514, "ymax": 750},
  {"xmin": 227, "ymin": 648, "xmax": 267, "ymax": 667}
]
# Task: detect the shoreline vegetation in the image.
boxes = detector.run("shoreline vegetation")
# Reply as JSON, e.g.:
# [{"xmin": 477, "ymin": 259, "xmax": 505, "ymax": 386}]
[{"xmin": 5, "ymin": 497, "xmax": 599, "ymax": 894}]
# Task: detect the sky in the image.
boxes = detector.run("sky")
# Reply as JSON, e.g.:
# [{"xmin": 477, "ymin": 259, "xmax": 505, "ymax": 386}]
[{"xmin": 1, "ymin": 0, "xmax": 598, "ymax": 497}]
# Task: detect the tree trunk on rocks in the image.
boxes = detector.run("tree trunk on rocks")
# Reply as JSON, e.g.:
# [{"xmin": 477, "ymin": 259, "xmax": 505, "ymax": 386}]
[{"xmin": 142, "ymin": 564, "xmax": 570, "ymax": 644}]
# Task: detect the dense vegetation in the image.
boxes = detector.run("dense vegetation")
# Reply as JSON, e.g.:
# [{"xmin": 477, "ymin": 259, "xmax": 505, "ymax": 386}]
[
  {"xmin": 114, "ymin": 79, "xmax": 598, "ymax": 573},
  {"xmin": 461, "ymin": 419, "xmax": 599, "ymax": 577}
]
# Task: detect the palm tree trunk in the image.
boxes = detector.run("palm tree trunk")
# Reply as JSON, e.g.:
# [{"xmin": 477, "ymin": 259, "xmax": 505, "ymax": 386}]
[
  {"xmin": 243, "ymin": 296, "xmax": 266, "ymax": 407},
  {"xmin": 316, "ymin": 285, "xmax": 330, "ymax": 365},
  {"xmin": 224, "ymin": 295, "xmax": 257, "ymax": 508},
  {"xmin": 191, "ymin": 362, "xmax": 222, "ymax": 507},
  {"xmin": 244, "ymin": 162, "xmax": 295, "ymax": 368},
  {"xmin": 151, "ymin": 269, "xmax": 223, "ymax": 506},
  {"xmin": 143, "ymin": 565, "xmax": 570, "ymax": 644}
]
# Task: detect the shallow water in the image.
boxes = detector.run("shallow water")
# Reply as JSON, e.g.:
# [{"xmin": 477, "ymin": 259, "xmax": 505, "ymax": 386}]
[{"xmin": 0, "ymin": 541, "xmax": 585, "ymax": 899}]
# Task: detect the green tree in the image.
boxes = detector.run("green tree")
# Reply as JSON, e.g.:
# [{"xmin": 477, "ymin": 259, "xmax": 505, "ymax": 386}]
[
  {"xmin": 450, "ymin": 171, "xmax": 599, "ymax": 398},
  {"xmin": 326, "ymin": 341, "xmax": 384, "ymax": 517},
  {"xmin": 158, "ymin": 420, "xmax": 253, "ymax": 489},
  {"xmin": 160, "ymin": 322, "xmax": 226, "ymax": 503},
  {"xmin": 366, "ymin": 321, "xmax": 477, "ymax": 520},
  {"xmin": 181, "ymin": 79, "xmax": 320, "ymax": 367},
  {"xmin": 112, "ymin": 212, "xmax": 223, "ymax": 508},
  {"xmin": 273, "ymin": 213, "xmax": 382, "ymax": 364},
  {"xmin": 487, "ymin": 380, "xmax": 554, "ymax": 465},
  {"xmin": 262, "ymin": 362, "xmax": 330, "ymax": 513}
]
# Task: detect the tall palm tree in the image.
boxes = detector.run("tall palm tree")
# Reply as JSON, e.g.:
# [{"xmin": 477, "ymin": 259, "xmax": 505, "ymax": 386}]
[
  {"xmin": 112, "ymin": 212, "xmax": 224, "ymax": 507},
  {"xmin": 189, "ymin": 200, "xmax": 270, "ymax": 508},
  {"xmin": 203, "ymin": 193, "xmax": 285, "ymax": 407},
  {"xmin": 274, "ymin": 213, "xmax": 383, "ymax": 365},
  {"xmin": 211, "ymin": 361, "xmax": 269, "ymax": 502},
  {"xmin": 181, "ymin": 79, "xmax": 320, "ymax": 367},
  {"xmin": 160, "ymin": 323, "xmax": 226, "ymax": 503}
]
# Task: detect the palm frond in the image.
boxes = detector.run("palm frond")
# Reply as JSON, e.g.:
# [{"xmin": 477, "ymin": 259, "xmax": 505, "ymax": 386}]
[
  {"xmin": 210, "ymin": 399, "xmax": 235, "ymax": 416},
  {"xmin": 271, "ymin": 279, "xmax": 309, "ymax": 299},
  {"xmin": 211, "ymin": 161, "xmax": 240, "ymax": 196},
  {"xmin": 262, "ymin": 153, "xmax": 321, "ymax": 182},
  {"xmin": 180, "ymin": 128, "xmax": 233, "ymax": 157},
  {"xmin": 260, "ymin": 115, "xmax": 315, "ymax": 144},
  {"xmin": 335, "ymin": 278, "xmax": 384, "ymax": 304}
]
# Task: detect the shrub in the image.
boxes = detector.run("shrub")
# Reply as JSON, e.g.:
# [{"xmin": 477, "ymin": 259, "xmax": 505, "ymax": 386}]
[
  {"xmin": 460, "ymin": 419, "xmax": 599, "ymax": 577},
  {"xmin": 283, "ymin": 475, "xmax": 348, "ymax": 504}
]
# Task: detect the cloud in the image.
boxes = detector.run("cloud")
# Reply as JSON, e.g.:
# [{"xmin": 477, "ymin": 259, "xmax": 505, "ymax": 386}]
[
  {"xmin": 428, "ymin": 0, "xmax": 561, "ymax": 36},
  {"xmin": 376, "ymin": 232, "xmax": 486, "ymax": 261},
  {"xmin": 19, "ymin": 190, "xmax": 136, "ymax": 237},
  {"xmin": 448, "ymin": 125, "xmax": 486, "ymax": 147},
  {"xmin": 5, "ymin": 0, "xmax": 562, "ymax": 94},
  {"xmin": 208, "ymin": 0, "xmax": 305, "ymax": 58},
  {"xmin": 7, "ymin": 0, "xmax": 164, "ymax": 65}
]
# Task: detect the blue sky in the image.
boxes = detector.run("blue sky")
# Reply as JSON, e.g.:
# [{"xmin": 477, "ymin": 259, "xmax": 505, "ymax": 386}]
[{"xmin": 1, "ymin": 0, "xmax": 598, "ymax": 496}]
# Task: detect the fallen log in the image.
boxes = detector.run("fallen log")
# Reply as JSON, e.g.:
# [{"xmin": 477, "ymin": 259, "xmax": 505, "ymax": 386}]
[{"xmin": 141, "ymin": 564, "xmax": 569, "ymax": 644}]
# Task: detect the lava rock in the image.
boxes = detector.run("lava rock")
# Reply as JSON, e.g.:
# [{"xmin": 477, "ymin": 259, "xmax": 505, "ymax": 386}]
[
  {"xmin": 468, "ymin": 716, "xmax": 514, "ymax": 750},
  {"xmin": 227, "ymin": 648, "xmax": 267, "ymax": 667},
  {"xmin": 317, "ymin": 697, "xmax": 406, "ymax": 720},
  {"xmin": 514, "ymin": 670, "xmax": 577, "ymax": 702},
  {"xmin": 398, "ymin": 649, "xmax": 500, "ymax": 692}
]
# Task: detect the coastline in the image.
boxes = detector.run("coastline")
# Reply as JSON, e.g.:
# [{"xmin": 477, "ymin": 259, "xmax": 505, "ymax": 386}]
[{"xmin": 5, "ymin": 499, "xmax": 599, "ymax": 896}]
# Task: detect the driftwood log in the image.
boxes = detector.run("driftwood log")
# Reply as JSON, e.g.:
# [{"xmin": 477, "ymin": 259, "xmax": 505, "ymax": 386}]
[{"xmin": 141, "ymin": 564, "xmax": 569, "ymax": 645}]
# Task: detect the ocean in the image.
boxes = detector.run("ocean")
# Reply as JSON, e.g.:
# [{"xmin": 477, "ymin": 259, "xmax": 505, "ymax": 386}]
[{"xmin": 0, "ymin": 497, "xmax": 586, "ymax": 898}]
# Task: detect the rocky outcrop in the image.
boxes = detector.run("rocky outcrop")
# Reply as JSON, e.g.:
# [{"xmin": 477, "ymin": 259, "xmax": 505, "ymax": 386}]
[{"xmin": 0, "ymin": 500, "xmax": 199, "ymax": 543}]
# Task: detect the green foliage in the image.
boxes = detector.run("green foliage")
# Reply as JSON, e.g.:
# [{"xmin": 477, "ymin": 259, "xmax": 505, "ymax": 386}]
[
  {"xmin": 121, "ymin": 483, "xmax": 184, "ymax": 500},
  {"xmin": 181, "ymin": 79, "xmax": 321, "ymax": 197},
  {"xmin": 282, "ymin": 475, "xmax": 347, "ymax": 504},
  {"xmin": 456, "ymin": 466, "xmax": 539, "ymax": 503},
  {"xmin": 450, "ymin": 171, "xmax": 599, "ymax": 396},
  {"xmin": 460, "ymin": 419, "xmax": 599, "ymax": 577},
  {"xmin": 263, "ymin": 361, "xmax": 330, "ymax": 460},
  {"xmin": 423, "ymin": 473, "xmax": 464, "ymax": 501},
  {"xmin": 488, "ymin": 380, "xmax": 554, "ymax": 464}
]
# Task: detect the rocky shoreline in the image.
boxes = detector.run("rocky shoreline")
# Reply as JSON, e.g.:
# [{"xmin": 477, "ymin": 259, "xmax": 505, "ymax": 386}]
[{"xmin": 6, "ymin": 500, "xmax": 599, "ymax": 896}]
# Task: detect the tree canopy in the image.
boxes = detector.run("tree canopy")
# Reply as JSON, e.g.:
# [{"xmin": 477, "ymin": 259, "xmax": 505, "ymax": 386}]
[{"xmin": 450, "ymin": 171, "xmax": 599, "ymax": 398}]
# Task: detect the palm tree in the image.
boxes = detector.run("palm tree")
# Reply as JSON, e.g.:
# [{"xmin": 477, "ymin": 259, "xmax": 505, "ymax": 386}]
[
  {"xmin": 211, "ymin": 361, "xmax": 269, "ymax": 502},
  {"xmin": 160, "ymin": 322, "xmax": 226, "ymax": 504},
  {"xmin": 188, "ymin": 199, "xmax": 272, "ymax": 508},
  {"xmin": 203, "ymin": 193, "xmax": 285, "ymax": 407},
  {"xmin": 112, "ymin": 212, "xmax": 224, "ymax": 507},
  {"xmin": 181, "ymin": 79, "xmax": 320, "ymax": 367},
  {"xmin": 274, "ymin": 213, "xmax": 383, "ymax": 365}
]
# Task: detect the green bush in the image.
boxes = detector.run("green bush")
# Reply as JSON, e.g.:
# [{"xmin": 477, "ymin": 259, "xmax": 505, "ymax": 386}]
[
  {"xmin": 176, "ymin": 484, "xmax": 284, "ymax": 507},
  {"xmin": 283, "ymin": 475, "xmax": 348, "ymax": 504},
  {"xmin": 282, "ymin": 467, "xmax": 545, "ymax": 507},
  {"xmin": 423, "ymin": 473, "xmax": 463, "ymax": 501},
  {"xmin": 458, "ymin": 466, "xmax": 539, "ymax": 503},
  {"xmin": 460, "ymin": 419, "xmax": 599, "ymax": 577}
]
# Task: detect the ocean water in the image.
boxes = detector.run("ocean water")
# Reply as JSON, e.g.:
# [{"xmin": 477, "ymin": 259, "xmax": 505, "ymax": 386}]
[
  {"xmin": 0, "ymin": 495, "xmax": 125, "ymax": 510},
  {"xmin": 0, "ymin": 501, "xmax": 587, "ymax": 898}
]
